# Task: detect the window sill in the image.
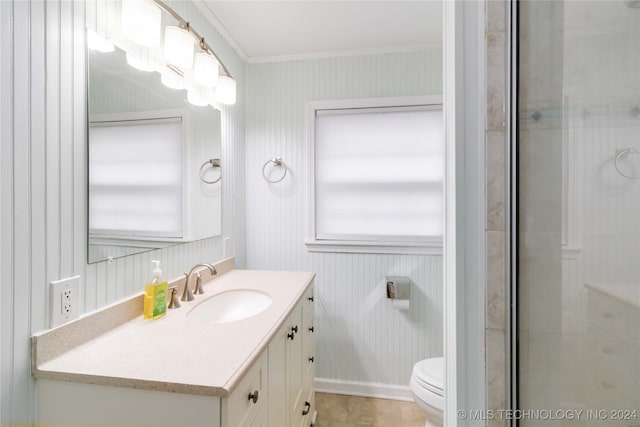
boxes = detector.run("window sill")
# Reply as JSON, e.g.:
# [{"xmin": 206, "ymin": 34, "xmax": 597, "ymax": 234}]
[{"xmin": 305, "ymin": 240, "xmax": 443, "ymax": 255}]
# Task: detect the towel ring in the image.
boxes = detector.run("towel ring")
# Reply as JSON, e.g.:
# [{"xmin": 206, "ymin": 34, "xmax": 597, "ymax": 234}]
[
  {"xmin": 262, "ymin": 157, "xmax": 287, "ymax": 183},
  {"xmin": 199, "ymin": 159, "xmax": 222, "ymax": 184},
  {"xmin": 615, "ymin": 149, "xmax": 640, "ymax": 179}
]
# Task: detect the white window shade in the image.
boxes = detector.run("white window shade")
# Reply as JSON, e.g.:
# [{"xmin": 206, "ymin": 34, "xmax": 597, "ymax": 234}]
[
  {"xmin": 89, "ymin": 117, "xmax": 183, "ymax": 239},
  {"xmin": 313, "ymin": 104, "xmax": 444, "ymax": 249}
]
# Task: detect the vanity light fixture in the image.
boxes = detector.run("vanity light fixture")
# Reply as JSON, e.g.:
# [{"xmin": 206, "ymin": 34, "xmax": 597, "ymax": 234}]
[
  {"xmin": 119, "ymin": 0, "xmax": 236, "ymax": 106},
  {"xmin": 121, "ymin": 0, "xmax": 162, "ymax": 47},
  {"xmin": 87, "ymin": 29, "xmax": 115, "ymax": 53},
  {"xmin": 160, "ymin": 66, "xmax": 185, "ymax": 90},
  {"xmin": 126, "ymin": 52, "xmax": 155, "ymax": 72},
  {"xmin": 187, "ymin": 87, "xmax": 209, "ymax": 107},
  {"xmin": 193, "ymin": 52, "xmax": 219, "ymax": 88},
  {"xmin": 164, "ymin": 25, "xmax": 195, "ymax": 69},
  {"xmin": 215, "ymin": 76, "xmax": 237, "ymax": 105}
]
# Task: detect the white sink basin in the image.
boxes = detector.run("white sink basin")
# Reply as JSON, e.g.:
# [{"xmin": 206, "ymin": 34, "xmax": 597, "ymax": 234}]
[{"xmin": 187, "ymin": 290, "xmax": 272, "ymax": 324}]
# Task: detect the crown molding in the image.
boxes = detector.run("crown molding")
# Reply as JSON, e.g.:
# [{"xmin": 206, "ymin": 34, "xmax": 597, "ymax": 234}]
[
  {"xmin": 247, "ymin": 43, "xmax": 441, "ymax": 64},
  {"xmin": 192, "ymin": 0, "xmax": 249, "ymax": 63}
]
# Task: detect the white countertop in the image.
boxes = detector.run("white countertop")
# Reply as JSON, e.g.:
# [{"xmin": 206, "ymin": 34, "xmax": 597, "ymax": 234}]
[{"xmin": 32, "ymin": 268, "xmax": 315, "ymax": 397}]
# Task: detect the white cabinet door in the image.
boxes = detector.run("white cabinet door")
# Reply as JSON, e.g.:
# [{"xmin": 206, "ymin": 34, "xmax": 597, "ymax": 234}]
[
  {"xmin": 301, "ymin": 285, "xmax": 316, "ymax": 425},
  {"xmin": 249, "ymin": 400, "xmax": 268, "ymax": 427},
  {"xmin": 269, "ymin": 282, "xmax": 316, "ymax": 427},
  {"xmin": 287, "ymin": 302, "xmax": 305, "ymax": 427}
]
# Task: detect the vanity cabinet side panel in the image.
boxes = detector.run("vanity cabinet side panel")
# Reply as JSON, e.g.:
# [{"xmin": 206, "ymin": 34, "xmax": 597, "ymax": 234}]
[
  {"xmin": 268, "ymin": 321, "xmax": 288, "ymax": 426},
  {"xmin": 37, "ymin": 379, "xmax": 221, "ymax": 427}
]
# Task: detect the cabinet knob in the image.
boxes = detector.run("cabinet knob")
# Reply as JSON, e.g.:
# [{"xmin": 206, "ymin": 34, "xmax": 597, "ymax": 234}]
[
  {"xmin": 302, "ymin": 401, "xmax": 311, "ymax": 415},
  {"xmin": 308, "ymin": 326, "xmax": 314, "ymax": 333},
  {"xmin": 308, "ymin": 296, "xmax": 314, "ymax": 302},
  {"xmin": 291, "ymin": 325, "xmax": 299, "ymax": 334},
  {"xmin": 248, "ymin": 390, "xmax": 259, "ymax": 404},
  {"xmin": 287, "ymin": 332, "xmax": 295, "ymax": 340},
  {"xmin": 309, "ymin": 356, "xmax": 315, "ymax": 363}
]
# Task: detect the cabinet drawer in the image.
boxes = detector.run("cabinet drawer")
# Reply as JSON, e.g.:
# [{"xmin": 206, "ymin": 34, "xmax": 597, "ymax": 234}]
[{"xmin": 223, "ymin": 350, "xmax": 268, "ymax": 427}]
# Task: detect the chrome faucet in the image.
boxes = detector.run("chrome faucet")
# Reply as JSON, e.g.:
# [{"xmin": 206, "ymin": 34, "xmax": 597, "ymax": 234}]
[{"xmin": 181, "ymin": 263, "xmax": 217, "ymax": 302}]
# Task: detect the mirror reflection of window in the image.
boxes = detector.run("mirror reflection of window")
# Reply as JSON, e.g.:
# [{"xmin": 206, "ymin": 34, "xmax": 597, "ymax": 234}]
[{"xmin": 89, "ymin": 115, "xmax": 184, "ymax": 240}]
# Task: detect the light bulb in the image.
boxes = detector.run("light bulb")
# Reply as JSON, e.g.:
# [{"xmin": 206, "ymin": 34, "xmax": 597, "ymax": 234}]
[
  {"xmin": 193, "ymin": 52, "xmax": 219, "ymax": 88},
  {"xmin": 215, "ymin": 76, "xmax": 236, "ymax": 105},
  {"xmin": 121, "ymin": 0, "xmax": 161, "ymax": 47},
  {"xmin": 164, "ymin": 26, "xmax": 194, "ymax": 69}
]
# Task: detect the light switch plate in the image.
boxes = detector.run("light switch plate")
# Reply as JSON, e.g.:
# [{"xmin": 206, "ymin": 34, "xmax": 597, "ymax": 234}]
[{"xmin": 50, "ymin": 275, "xmax": 80, "ymax": 328}]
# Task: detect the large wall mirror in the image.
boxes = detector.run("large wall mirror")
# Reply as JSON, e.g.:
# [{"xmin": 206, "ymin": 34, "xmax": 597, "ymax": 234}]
[{"xmin": 86, "ymin": 2, "xmax": 222, "ymax": 264}]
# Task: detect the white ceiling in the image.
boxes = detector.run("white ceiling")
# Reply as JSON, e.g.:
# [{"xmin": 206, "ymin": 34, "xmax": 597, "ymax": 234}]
[{"xmin": 199, "ymin": 1, "xmax": 442, "ymax": 62}]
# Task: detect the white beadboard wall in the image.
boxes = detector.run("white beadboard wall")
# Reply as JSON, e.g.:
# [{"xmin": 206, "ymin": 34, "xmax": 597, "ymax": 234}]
[
  {"xmin": 573, "ymin": 107, "xmax": 640, "ymax": 286},
  {"xmin": 245, "ymin": 49, "xmax": 444, "ymax": 392},
  {"xmin": 0, "ymin": 0, "xmax": 246, "ymax": 423}
]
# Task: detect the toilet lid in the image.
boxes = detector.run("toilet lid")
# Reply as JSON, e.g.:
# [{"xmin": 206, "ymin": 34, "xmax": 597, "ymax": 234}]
[{"xmin": 413, "ymin": 357, "xmax": 444, "ymax": 393}]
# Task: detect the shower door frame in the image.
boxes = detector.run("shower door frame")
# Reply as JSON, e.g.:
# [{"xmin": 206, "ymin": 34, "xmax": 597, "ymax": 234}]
[
  {"xmin": 509, "ymin": 0, "xmax": 519, "ymax": 424},
  {"xmin": 443, "ymin": 0, "xmax": 492, "ymax": 424}
]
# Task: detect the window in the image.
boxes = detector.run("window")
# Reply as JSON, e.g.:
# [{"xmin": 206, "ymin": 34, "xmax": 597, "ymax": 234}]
[
  {"xmin": 306, "ymin": 96, "xmax": 444, "ymax": 254},
  {"xmin": 88, "ymin": 113, "xmax": 184, "ymax": 241}
]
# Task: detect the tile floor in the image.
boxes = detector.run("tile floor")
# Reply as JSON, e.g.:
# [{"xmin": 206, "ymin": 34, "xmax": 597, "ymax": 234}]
[{"xmin": 315, "ymin": 392, "xmax": 427, "ymax": 427}]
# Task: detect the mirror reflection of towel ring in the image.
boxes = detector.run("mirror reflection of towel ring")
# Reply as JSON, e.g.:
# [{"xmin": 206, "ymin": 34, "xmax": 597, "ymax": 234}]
[
  {"xmin": 615, "ymin": 149, "xmax": 640, "ymax": 179},
  {"xmin": 199, "ymin": 159, "xmax": 222, "ymax": 184},
  {"xmin": 262, "ymin": 157, "xmax": 287, "ymax": 183}
]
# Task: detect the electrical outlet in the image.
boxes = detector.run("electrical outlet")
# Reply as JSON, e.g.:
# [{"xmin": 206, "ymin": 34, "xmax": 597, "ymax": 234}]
[
  {"xmin": 50, "ymin": 275, "xmax": 80, "ymax": 328},
  {"xmin": 62, "ymin": 289, "xmax": 73, "ymax": 314}
]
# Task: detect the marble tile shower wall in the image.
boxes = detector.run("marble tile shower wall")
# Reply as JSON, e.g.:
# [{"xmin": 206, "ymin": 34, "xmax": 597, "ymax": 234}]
[
  {"xmin": 485, "ymin": 1, "xmax": 508, "ymax": 426},
  {"xmin": 484, "ymin": 1, "xmax": 566, "ymax": 422}
]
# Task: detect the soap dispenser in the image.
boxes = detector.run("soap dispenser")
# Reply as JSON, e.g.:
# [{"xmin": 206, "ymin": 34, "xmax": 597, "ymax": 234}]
[{"xmin": 143, "ymin": 260, "xmax": 168, "ymax": 320}]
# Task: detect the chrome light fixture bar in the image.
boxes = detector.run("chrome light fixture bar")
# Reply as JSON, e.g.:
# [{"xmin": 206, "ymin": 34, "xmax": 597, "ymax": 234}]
[{"xmin": 152, "ymin": 0, "xmax": 232, "ymax": 80}]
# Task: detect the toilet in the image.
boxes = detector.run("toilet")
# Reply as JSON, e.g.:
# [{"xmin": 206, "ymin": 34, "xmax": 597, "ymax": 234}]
[{"xmin": 410, "ymin": 357, "xmax": 444, "ymax": 427}]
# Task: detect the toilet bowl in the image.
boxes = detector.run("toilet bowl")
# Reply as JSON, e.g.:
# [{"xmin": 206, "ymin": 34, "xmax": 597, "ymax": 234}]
[{"xmin": 410, "ymin": 357, "xmax": 444, "ymax": 427}]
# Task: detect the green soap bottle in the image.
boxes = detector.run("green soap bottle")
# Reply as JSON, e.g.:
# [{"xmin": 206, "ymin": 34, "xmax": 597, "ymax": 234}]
[{"xmin": 143, "ymin": 260, "xmax": 168, "ymax": 320}]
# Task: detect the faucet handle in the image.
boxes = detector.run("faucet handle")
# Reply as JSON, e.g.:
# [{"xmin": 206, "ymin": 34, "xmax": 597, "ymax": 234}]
[
  {"xmin": 194, "ymin": 272, "xmax": 205, "ymax": 295},
  {"xmin": 181, "ymin": 272, "xmax": 195, "ymax": 302},
  {"xmin": 168, "ymin": 286, "xmax": 181, "ymax": 309}
]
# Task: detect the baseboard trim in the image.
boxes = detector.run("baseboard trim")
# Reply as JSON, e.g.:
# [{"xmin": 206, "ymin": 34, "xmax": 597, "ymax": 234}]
[{"xmin": 314, "ymin": 378, "xmax": 413, "ymax": 401}]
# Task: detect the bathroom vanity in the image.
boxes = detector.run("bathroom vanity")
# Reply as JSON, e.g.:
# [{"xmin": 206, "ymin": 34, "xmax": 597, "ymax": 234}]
[{"xmin": 32, "ymin": 259, "xmax": 316, "ymax": 427}]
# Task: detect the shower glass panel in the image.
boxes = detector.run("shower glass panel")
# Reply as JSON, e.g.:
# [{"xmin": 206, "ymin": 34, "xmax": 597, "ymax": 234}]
[{"xmin": 518, "ymin": 1, "xmax": 640, "ymax": 425}]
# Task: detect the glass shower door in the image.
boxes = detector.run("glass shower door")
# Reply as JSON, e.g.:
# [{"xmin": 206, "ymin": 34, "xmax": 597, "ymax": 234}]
[{"xmin": 518, "ymin": 1, "xmax": 640, "ymax": 425}]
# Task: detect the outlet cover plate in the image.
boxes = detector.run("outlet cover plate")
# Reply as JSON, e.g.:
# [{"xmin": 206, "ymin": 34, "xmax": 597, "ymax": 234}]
[{"xmin": 50, "ymin": 275, "xmax": 80, "ymax": 328}]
